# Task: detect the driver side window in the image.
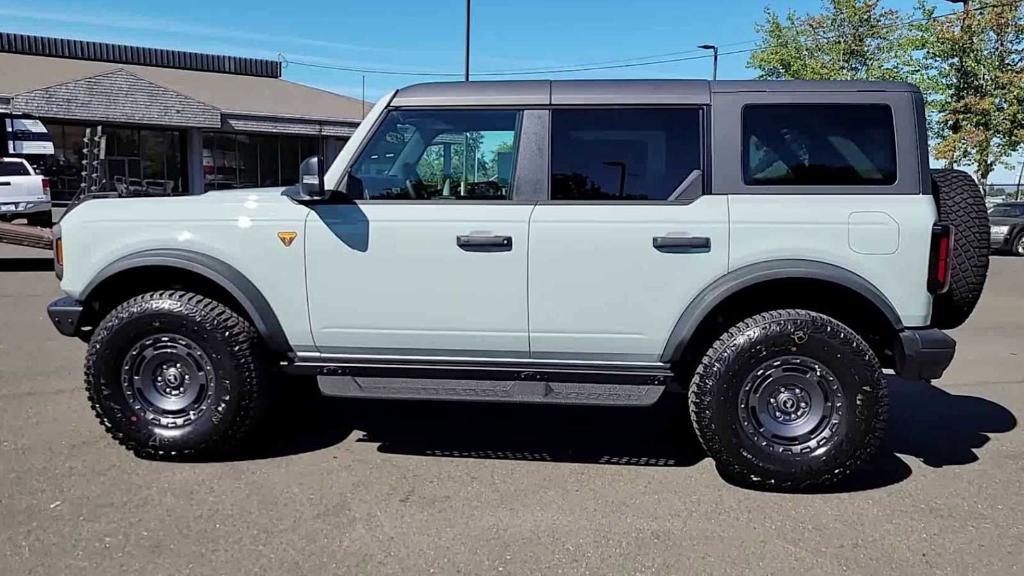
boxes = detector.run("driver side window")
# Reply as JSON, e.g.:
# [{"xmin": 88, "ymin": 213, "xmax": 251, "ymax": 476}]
[{"xmin": 350, "ymin": 109, "xmax": 520, "ymax": 200}]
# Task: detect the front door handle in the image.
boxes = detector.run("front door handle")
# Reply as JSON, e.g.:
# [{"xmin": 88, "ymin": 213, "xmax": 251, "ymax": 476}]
[
  {"xmin": 457, "ymin": 234, "xmax": 513, "ymax": 252},
  {"xmin": 653, "ymin": 235, "xmax": 711, "ymax": 253}
]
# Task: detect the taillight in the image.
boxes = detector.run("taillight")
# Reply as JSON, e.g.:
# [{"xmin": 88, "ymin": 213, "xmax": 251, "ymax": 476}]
[
  {"xmin": 928, "ymin": 224, "xmax": 954, "ymax": 294},
  {"xmin": 54, "ymin": 237, "xmax": 62, "ymax": 267},
  {"xmin": 41, "ymin": 178, "xmax": 50, "ymax": 196}
]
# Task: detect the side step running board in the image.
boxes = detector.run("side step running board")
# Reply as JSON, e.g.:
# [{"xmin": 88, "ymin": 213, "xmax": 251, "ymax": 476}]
[{"xmin": 318, "ymin": 376, "xmax": 665, "ymax": 407}]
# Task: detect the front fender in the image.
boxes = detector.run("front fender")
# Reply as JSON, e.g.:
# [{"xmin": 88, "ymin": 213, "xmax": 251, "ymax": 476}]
[{"xmin": 80, "ymin": 249, "xmax": 291, "ymax": 354}]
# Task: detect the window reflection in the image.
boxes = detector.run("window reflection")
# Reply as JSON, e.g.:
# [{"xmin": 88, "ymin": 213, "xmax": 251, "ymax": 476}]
[
  {"xmin": 36, "ymin": 123, "xmax": 183, "ymax": 202},
  {"xmin": 203, "ymin": 132, "xmax": 321, "ymax": 191}
]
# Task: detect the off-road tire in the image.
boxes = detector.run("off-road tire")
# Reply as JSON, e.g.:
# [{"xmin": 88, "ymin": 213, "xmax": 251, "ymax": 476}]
[
  {"xmin": 930, "ymin": 169, "xmax": 989, "ymax": 329},
  {"xmin": 688, "ymin": 309, "xmax": 888, "ymax": 491},
  {"xmin": 84, "ymin": 291, "xmax": 269, "ymax": 459}
]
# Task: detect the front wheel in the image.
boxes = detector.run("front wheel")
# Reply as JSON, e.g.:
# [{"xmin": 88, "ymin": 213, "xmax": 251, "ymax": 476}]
[
  {"xmin": 85, "ymin": 291, "xmax": 269, "ymax": 459},
  {"xmin": 688, "ymin": 309, "xmax": 888, "ymax": 491}
]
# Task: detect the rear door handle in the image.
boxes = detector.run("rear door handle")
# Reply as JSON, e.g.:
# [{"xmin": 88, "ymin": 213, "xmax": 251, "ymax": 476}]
[
  {"xmin": 653, "ymin": 235, "xmax": 711, "ymax": 253},
  {"xmin": 457, "ymin": 234, "xmax": 513, "ymax": 252}
]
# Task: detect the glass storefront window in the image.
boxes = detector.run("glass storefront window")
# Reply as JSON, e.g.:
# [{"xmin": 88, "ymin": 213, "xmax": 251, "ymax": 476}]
[
  {"xmin": 202, "ymin": 132, "xmax": 319, "ymax": 191},
  {"xmin": 279, "ymin": 137, "xmax": 301, "ymax": 186},
  {"xmin": 237, "ymin": 135, "xmax": 259, "ymax": 189},
  {"xmin": 39, "ymin": 122, "xmax": 184, "ymax": 202},
  {"xmin": 255, "ymin": 135, "xmax": 279, "ymax": 187},
  {"xmin": 33, "ymin": 124, "xmax": 327, "ymax": 197}
]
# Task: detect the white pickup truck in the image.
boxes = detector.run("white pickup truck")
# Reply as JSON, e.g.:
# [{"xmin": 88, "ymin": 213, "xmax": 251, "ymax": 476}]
[{"xmin": 0, "ymin": 157, "xmax": 51, "ymax": 226}]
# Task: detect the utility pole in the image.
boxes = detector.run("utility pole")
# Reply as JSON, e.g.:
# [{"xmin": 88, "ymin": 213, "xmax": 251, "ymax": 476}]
[
  {"xmin": 464, "ymin": 0, "xmax": 471, "ymax": 81},
  {"xmin": 945, "ymin": 0, "xmax": 970, "ymax": 169},
  {"xmin": 1016, "ymin": 160, "xmax": 1024, "ymax": 201},
  {"xmin": 698, "ymin": 44, "xmax": 719, "ymax": 80}
]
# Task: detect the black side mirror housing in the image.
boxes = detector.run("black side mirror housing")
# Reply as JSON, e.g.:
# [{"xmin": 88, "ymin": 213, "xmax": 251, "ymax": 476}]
[{"xmin": 298, "ymin": 156, "xmax": 324, "ymax": 199}]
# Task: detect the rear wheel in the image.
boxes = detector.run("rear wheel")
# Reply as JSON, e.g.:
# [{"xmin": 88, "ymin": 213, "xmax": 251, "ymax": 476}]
[
  {"xmin": 688, "ymin": 309, "xmax": 887, "ymax": 491},
  {"xmin": 85, "ymin": 291, "xmax": 269, "ymax": 459},
  {"xmin": 1013, "ymin": 232, "xmax": 1024, "ymax": 257}
]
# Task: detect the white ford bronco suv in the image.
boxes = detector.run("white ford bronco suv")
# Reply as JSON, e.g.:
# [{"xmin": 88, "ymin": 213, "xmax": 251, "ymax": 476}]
[{"xmin": 47, "ymin": 80, "xmax": 989, "ymax": 489}]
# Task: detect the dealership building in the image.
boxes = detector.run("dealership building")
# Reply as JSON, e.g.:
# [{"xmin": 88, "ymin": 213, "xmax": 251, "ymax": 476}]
[{"xmin": 0, "ymin": 32, "xmax": 366, "ymax": 204}]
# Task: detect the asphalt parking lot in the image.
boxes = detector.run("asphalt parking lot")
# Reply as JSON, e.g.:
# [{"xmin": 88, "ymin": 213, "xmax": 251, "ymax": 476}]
[{"xmin": 0, "ymin": 244, "xmax": 1021, "ymax": 575}]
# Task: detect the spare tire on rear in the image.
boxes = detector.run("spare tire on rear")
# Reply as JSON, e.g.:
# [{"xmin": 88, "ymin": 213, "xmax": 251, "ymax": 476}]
[{"xmin": 930, "ymin": 169, "xmax": 989, "ymax": 329}]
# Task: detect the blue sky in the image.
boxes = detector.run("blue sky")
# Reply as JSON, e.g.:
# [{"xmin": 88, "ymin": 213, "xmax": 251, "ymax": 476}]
[{"xmin": 0, "ymin": 0, "xmax": 1014, "ymax": 181}]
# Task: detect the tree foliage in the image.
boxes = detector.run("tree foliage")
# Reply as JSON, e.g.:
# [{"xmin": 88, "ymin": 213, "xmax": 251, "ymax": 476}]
[
  {"xmin": 914, "ymin": 0, "xmax": 1024, "ymax": 184},
  {"xmin": 748, "ymin": 0, "xmax": 917, "ymax": 81}
]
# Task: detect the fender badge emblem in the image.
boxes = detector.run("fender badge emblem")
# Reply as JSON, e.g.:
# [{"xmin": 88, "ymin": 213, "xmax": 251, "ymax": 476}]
[{"xmin": 277, "ymin": 231, "xmax": 298, "ymax": 247}]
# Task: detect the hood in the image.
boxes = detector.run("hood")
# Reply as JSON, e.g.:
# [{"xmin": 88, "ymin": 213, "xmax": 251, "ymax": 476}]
[{"xmin": 59, "ymin": 186, "xmax": 305, "ymax": 225}]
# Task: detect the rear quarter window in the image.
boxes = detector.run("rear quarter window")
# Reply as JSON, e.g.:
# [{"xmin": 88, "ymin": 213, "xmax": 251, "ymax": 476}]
[
  {"xmin": 742, "ymin": 104, "xmax": 897, "ymax": 186},
  {"xmin": 0, "ymin": 161, "xmax": 31, "ymax": 177}
]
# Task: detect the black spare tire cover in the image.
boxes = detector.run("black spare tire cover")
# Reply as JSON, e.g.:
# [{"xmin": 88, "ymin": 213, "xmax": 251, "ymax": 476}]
[{"xmin": 930, "ymin": 168, "xmax": 989, "ymax": 329}]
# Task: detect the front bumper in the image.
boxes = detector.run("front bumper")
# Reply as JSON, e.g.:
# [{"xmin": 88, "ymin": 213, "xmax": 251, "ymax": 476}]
[
  {"xmin": 893, "ymin": 329, "xmax": 956, "ymax": 381},
  {"xmin": 47, "ymin": 296, "xmax": 83, "ymax": 337}
]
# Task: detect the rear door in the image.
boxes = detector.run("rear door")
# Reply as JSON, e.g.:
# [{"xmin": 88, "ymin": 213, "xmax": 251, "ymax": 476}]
[
  {"xmin": 528, "ymin": 107, "xmax": 729, "ymax": 363},
  {"xmin": 305, "ymin": 108, "xmax": 535, "ymax": 358}
]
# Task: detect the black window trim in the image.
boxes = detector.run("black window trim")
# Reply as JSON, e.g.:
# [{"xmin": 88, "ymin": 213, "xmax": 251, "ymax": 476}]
[
  {"xmin": 542, "ymin": 105, "xmax": 709, "ymax": 205},
  {"xmin": 341, "ymin": 107, "xmax": 530, "ymax": 205},
  {"xmin": 739, "ymin": 102, "xmax": 899, "ymax": 188}
]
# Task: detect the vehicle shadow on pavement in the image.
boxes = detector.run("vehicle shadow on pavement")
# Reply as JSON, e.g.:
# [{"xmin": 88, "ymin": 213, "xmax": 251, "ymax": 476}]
[
  {"xmin": 353, "ymin": 376, "xmax": 1017, "ymax": 491},
  {"xmin": 220, "ymin": 376, "xmax": 1017, "ymax": 493},
  {"xmin": 0, "ymin": 257, "xmax": 53, "ymax": 272},
  {"xmin": 217, "ymin": 378, "xmax": 357, "ymax": 462},
  {"xmin": 819, "ymin": 377, "xmax": 1017, "ymax": 493},
  {"xmin": 355, "ymin": 392, "xmax": 705, "ymax": 467}
]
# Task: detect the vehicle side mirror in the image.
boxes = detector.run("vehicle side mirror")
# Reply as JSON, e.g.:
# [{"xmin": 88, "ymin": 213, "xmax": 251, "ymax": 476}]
[{"xmin": 298, "ymin": 156, "xmax": 324, "ymax": 199}]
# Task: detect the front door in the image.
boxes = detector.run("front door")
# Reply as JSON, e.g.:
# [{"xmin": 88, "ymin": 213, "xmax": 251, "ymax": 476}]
[
  {"xmin": 528, "ymin": 107, "xmax": 729, "ymax": 363},
  {"xmin": 305, "ymin": 108, "xmax": 532, "ymax": 358}
]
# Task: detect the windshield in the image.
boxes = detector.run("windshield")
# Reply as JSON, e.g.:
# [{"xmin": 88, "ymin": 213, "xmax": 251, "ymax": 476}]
[{"xmin": 989, "ymin": 204, "xmax": 1024, "ymax": 218}]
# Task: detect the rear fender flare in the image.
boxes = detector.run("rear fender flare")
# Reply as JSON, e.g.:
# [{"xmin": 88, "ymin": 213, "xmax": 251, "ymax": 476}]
[{"xmin": 660, "ymin": 259, "xmax": 904, "ymax": 362}]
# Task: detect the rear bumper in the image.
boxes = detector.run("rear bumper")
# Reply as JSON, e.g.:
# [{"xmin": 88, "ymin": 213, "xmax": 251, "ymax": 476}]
[
  {"xmin": 893, "ymin": 328, "xmax": 956, "ymax": 381},
  {"xmin": 0, "ymin": 201, "xmax": 50, "ymax": 215},
  {"xmin": 47, "ymin": 296, "xmax": 83, "ymax": 337}
]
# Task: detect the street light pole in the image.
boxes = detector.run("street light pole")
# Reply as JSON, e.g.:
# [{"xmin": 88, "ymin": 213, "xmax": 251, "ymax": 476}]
[
  {"xmin": 464, "ymin": 0, "xmax": 471, "ymax": 81},
  {"xmin": 698, "ymin": 44, "xmax": 719, "ymax": 80}
]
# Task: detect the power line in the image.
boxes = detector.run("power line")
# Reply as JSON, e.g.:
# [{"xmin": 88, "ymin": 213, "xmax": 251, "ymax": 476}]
[
  {"xmin": 280, "ymin": 0, "xmax": 1020, "ymax": 78},
  {"xmin": 478, "ymin": 39, "xmax": 758, "ymax": 74}
]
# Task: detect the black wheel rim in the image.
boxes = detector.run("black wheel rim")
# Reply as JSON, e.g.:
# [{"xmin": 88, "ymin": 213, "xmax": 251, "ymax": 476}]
[
  {"xmin": 738, "ymin": 355, "xmax": 843, "ymax": 454},
  {"xmin": 121, "ymin": 333, "xmax": 215, "ymax": 426}
]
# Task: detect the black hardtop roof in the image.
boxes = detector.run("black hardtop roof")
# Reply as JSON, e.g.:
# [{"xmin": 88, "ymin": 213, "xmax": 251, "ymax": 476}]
[{"xmin": 391, "ymin": 79, "xmax": 921, "ymax": 107}]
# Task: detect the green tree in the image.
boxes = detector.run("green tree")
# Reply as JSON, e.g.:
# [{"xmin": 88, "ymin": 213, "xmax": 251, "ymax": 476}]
[
  {"xmin": 748, "ymin": 0, "xmax": 917, "ymax": 81},
  {"xmin": 913, "ymin": 0, "xmax": 1024, "ymax": 185}
]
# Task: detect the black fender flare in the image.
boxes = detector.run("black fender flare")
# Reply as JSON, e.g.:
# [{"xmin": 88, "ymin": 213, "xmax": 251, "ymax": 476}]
[
  {"xmin": 80, "ymin": 249, "xmax": 291, "ymax": 354},
  {"xmin": 659, "ymin": 259, "xmax": 904, "ymax": 362}
]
